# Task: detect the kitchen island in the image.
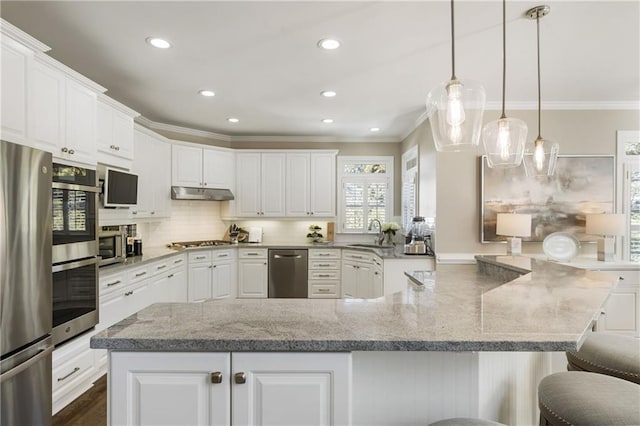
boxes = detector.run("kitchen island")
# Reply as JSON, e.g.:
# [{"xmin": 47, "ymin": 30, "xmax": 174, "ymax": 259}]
[{"xmin": 91, "ymin": 256, "xmax": 618, "ymax": 425}]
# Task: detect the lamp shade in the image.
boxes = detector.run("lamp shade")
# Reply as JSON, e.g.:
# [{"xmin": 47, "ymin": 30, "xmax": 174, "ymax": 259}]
[
  {"xmin": 585, "ymin": 214, "xmax": 626, "ymax": 236},
  {"xmin": 496, "ymin": 213, "xmax": 532, "ymax": 237}
]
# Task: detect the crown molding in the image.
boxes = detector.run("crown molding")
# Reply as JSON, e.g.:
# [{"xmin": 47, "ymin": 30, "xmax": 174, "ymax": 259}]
[
  {"xmin": 98, "ymin": 94, "xmax": 140, "ymax": 118},
  {"xmin": 1, "ymin": 18, "xmax": 50, "ymax": 53},
  {"xmin": 229, "ymin": 135, "xmax": 401, "ymax": 143},
  {"xmin": 486, "ymin": 101, "xmax": 640, "ymax": 110},
  {"xmin": 135, "ymin": 117, "xmax": 232, "ymax": 142}
]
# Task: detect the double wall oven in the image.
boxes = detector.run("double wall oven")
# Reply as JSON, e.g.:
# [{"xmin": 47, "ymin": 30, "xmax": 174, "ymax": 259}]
[{"xmin": 51, "ymin": 163, "xmax": 100, "ymax": 345}]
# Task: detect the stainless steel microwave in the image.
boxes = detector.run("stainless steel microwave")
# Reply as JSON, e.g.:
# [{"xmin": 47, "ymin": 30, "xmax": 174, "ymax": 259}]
[{"xmin": 98, "ymin": 226, "xmax": 127, "ymax": 267}]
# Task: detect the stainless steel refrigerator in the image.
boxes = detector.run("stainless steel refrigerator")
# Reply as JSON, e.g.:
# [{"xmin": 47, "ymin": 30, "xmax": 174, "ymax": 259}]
[{"xmin": 0, "ymin": 140, "xmax": 53, "ymax": 425}]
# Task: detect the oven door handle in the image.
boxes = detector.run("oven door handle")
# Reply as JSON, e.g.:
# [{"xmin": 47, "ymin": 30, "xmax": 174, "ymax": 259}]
[
  {"xmin": 52, "ymin": 257, "xmax": 98, "ymax": 272},
  {"xmin": 52, "ymin": 182, "xmax": 100, "ymax": 193}
]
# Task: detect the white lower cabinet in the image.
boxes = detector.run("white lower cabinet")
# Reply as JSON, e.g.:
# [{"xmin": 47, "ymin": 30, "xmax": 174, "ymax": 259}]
[
  {"xmin": 237, "ymin": 249, "xmax": 268, "ymax": 298},
  {"xmin": 308, "ymin": 249, "xmax": 341, "ymax": 298},
  {"xmin": 110, "ymin": 351, "xmax": 352, "ymax": 426},
  {"xmin": 188, "ymin": 249, "xmax": 237, "ymax": 302},
  {"xmin": 341, "ymin": 250, "xmax": 381, "ymax": 299},
  {"xmin": 596, "ymin": 269, "xmax": 640, "ymax": 337}
]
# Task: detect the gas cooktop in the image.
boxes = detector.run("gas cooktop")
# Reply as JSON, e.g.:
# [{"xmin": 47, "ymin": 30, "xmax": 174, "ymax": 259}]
[{"xmin": 169, "ymin": 240, "xmax": 232, "ymax": 249}]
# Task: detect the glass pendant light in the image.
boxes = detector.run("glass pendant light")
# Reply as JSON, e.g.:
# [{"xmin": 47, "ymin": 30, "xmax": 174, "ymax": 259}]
[
  {"xmin": 523, "ymin": 5, "xmax": 559, "ymax": 177},
  {"xmin": 481, "ymin": 0, "xmax": 527, "ymax": 168},
  {"xmin": 426, "ymin": 0, "xmax": 486, "ymax": 152}
]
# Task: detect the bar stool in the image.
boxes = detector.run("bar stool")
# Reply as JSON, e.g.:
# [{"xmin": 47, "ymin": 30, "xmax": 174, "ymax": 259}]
[
  {"xmin": 429, "ymin": 418, "xmax": 505, "ymax": 426},
  {"xmin": 538, "ymin": 371, "xmax": 640, "ymax": 426},
  {"xmin": 566, "ymin": 332, "xmax": 640, "ymax": 384}
]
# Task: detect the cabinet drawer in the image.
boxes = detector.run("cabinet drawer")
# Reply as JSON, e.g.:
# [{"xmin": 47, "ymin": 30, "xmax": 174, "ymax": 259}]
[
  {"xmin": 150, "ymin": 259, "xmax": 172, "ymax": 276},
  {"xmin": 309, "ymin": 260, "xmax": 340, "ymax": 270},
  {"xmin": 309, "ymin": 249, "xmax": 341, "ymax": 259},
  {"xmin": 189, "ymin": 251, "xmax": 212, "ymax": 264},
  {"xmin": 213, "ymin": 249, "xmax": 236, "ymax": 261},
  {"xmin": 99, "ymin": 272, "xmax": 127, "ymax": 295},
  {"xmin": 309, "ymin": 270, "xmax": 340, "ymax": 280},
  {"xmin": 127, "ymin": 265, "xmax": 150, "ymax": 284},
  {"xmin": 170, "ymin": 254, "xmax": 187, "ymax": 269},
  {"xmin": 342, "ymin": 250, "xmax": 372, "ymax": 262},
  {"xmin": 309, "ymin": 282, "xmax": 339, "ymax": 298},
  {"xmin": 52, "ymin": 345, "xmax": 95, "ymax": 394},
  {"xmin": 617, "ymin": 270, "xmax": 640, "ymax": 285},
  {"xmin": 239, "ymin": 248, "xmax": 268, "ymax": 259}
]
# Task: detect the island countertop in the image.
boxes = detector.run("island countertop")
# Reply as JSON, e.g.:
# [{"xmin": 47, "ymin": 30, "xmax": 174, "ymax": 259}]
[{"xmin": 91, "ymin": 256, "xmax": 617, "ymax": 353}]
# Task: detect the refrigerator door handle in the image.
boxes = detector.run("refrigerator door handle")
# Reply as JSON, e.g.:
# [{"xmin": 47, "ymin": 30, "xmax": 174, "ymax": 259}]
[{"xmin": 0, "ymin": 345, "xmax": 54, "ymax": 383}]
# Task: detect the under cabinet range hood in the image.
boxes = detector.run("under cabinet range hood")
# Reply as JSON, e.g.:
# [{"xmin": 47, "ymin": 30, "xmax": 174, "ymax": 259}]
[{"xmin": 171, "ymin": 186, "xmax": 235, "ymax": 201}]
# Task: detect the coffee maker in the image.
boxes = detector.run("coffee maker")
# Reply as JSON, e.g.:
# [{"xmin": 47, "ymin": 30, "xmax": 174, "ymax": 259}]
[{"xmin": 404, "ymin": 216, "xmax": 434, "ymax": 255}]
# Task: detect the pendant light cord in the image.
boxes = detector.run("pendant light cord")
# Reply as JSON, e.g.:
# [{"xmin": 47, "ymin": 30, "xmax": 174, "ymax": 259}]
[
  {"xmin": 450, "ymin": 0, "xmax": 456, "ymax": 80},
  {"xmin": 500, "ymin": 0, "xmax": 506, "ymax": 119},
  {"xmin": 536, "ymin": 12, "xmax": 542, "ymax": 139}
]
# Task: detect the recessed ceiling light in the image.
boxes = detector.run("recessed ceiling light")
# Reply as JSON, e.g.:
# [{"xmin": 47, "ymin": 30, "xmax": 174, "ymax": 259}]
[
  {"xmin": 322, "ymin": 118, "xmax": 334, "ymax": 124},
  {"xmin": 321, "ymin": 91, "xmax": 337, "ymax": 98},
  {"xmin": 227, "ymin": 118, "xmax": 239, "ymax": 123},
  {"xmin": 370, "ymin": 127, "xmax": 381, "ymax": 132},
  {"xmin": 199, "ymin": 90, "xmax": 215, "ymax": 97},
  {"xmin": 146, "ymin": 37, "xmax": 172, "ymax": 49},
  {"xmin": 317, "ymin": 38, "xmax": 341, "ymax": 50}
]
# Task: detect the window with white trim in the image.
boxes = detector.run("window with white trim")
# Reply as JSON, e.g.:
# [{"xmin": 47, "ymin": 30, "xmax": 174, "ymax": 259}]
[{"xmin": 338, "ymin": 156, "xmax": 394, "ymax": 233}]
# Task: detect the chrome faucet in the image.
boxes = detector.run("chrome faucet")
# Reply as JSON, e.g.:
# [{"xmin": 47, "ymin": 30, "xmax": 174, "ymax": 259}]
[{"xmin": 368, "ymin": 219, "xmax": 385, "ymax": 246}]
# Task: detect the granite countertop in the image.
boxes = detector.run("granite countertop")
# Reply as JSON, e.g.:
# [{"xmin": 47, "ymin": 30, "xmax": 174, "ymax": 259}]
[
  {"xmin": 91, "ymin": 256, "xmax": 616, "ymax": 353},
  {"xmin": 99, "ymin": 242, "xmax": 434, "ymax": 274}
]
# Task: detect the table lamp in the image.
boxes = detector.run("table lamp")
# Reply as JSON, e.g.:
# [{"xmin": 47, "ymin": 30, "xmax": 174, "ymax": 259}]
[
  {"xmin": 585, "ymin": 213, "xmax": 626, "ymax": 261},
  {"xmin": 496, "ymin": 213, "xmax": 532, "ymax": 255}
]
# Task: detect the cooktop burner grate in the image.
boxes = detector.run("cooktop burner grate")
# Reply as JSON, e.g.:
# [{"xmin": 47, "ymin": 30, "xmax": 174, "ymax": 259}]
[{"xmin": 169, "ymin": 240, "xmax": 232, "ymax": 248}]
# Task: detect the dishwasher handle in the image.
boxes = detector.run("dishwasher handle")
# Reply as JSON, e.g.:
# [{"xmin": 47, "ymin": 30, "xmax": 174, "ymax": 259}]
[{"xmin": 273, "ymin": 254, "xmax": 303, "ymax": 259}]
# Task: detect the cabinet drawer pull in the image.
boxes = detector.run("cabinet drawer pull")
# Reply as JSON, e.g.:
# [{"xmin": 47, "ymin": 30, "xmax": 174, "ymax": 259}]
[
  {"xmin": 318, "ymin": 274, "xmax": 331, "ymax": 278},
  {"xmin": 218, "ymin": 254, "xmax": 229, "ymax": 258},
  {"xmin": 246, "ymin": 253, "xmax": 259, "ymax": 256},
  {"xmin": 318, "ymin": 264, "xmax": 331, "ymax": 267},
  {"xmin": 374, "ymin": 272, "xmax": 380, "ymax": 275},
  {"xmin": 174, "ymin": 259, "xmax": 183, "ymax": 264},
  {"xmin": 195, "ymin": 256, "xmax": 206, "ymax": 260},
  {"xmin": 57, "ymin": 367, "xmax": 80, "ymax": 382},
  {"xmin": 317, "ymin": 253, "xmax": 331, "ymax": 257},
  {"xmin": 135, "ymin": 271, "xmax": 147, "ymax": 277},
  {"xmin": 351, "ymin": 255, "xmax": 364, "ymax": 259},
  {"xmin": 234, "ymin": 372, "xmax": 246, "ymax": 384},
  {"xmin": 210, "ymin": 372, "xmax": 223, "ymax": 384},
  {"xmin": 125, "ymin": 291, "xmax": 134, "ymax": 296},
  {"xmin": 106, "ymin": 280, "xmax": 122, "ymax": 287},
  {"xmin": 167, "ymin": 274, "xmax": 174, "ymax": 278},
  {"xmin": 156, "ymin": 265, "xmax": 167, "ymax": 270},
  {"xmin": 317, "ymin": 288, "xmax": 331, "ymax": 292}
]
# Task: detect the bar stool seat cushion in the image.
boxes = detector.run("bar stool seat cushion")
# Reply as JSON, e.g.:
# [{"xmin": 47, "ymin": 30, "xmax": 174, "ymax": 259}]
[
  {"xmin": 566, "ymin": 332, "xmax": 640, "ymax": 383},
  {"xmin": 538, "ymin": 371, "xmax": 640, "ymax": 426},
  {"xmin": 429, "ymin": 418, "xmax": 505, "ymax": 426}
]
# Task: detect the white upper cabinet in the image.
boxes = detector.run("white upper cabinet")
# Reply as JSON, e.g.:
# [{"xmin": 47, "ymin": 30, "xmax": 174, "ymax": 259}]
[
  {"xmin": 286, "ymin": 151, "xmax": 336, "ymax": 217},
  {"xmin": 1, "ymin": 37, "xmax": 30, "ymax": 144},
  {"xmin": 132, "ymin": 127, "xmax": 171, "ymax": 219},
  {"xmin": 96, "ymin": 96, "xmax": 138, "ymax": 169},
  {"xmin": 172, "ymin": 143, "xmax": 235, "ymax": 189},
  {"xmin": 236, "ymin": 152, "xmax": 286, "ymax": 217},
  {"xmin": 62, "ymin": 78, "xmax": 97, "ymax": 165},
  {"xmin": 29, "ymin": 56, "xmax": 64, "ymax": 152}
]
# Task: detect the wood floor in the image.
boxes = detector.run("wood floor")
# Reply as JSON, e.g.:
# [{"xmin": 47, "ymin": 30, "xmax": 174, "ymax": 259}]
[{"xmin": 52, "ymin": 375, "xmax": 106, "ymax": 426}]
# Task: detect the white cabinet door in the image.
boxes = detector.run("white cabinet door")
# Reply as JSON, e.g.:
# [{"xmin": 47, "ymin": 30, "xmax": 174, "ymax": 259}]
[
  {"xmin": 64, "ymin": 79, "xmax": 96, "ymax": 165},
  {"xmin": 212, "ymin": 261, "xmax": 236, "ymax": 299},
  {"xmin": 132, "ymin": 130, "xmax": 171, "ymax": 218},
  {"xmin": 260, "ymin": 153, "xmax": 286, "ymax": 216},
  {"xmin": 341, "ymin": 261, "xmax": 357, "ymax": 298},
  {"xmin": 111, "ymin": 109, "xmax": 134, "ymax": 160},
  {"xmin": 172, "ymin": 144, "xmax": 204, "ymax": 187},
  {"xmin": 151, "ymin": 274, "xmax": 170, "ymax": 304},
  {"xmin": 169, "ymin": 267, "xmax": 188, "ymax": 303},
  {"xmin": 310, "ymin": 152, "xmax": 336, "ymax": 216},
  {"xmin": 1, "ymin": 39, "xmax": 29, "ymax": 143},
  {"xmin": 97, "ymin": 100, "xmax": 134, "ymax": 167},
  {"xmin": 236, "ymin": 153, "xmax": 262, "ymax": 217},
  {"xmin": 237, "ymin": 260, "xmax": 267, "ymax": 298},
  {"xmin": 29, "ymin": 58, "xmax": 65, "ymax": 152},
  {"xmin": 373, "ymin": 266, "xmax": 384, "ymax": 298},
  {"xmin": 203, "ymin": 148, "xmax": 235, "ymax": 189},
  {"xmin": 286, "ymin": 152, "xmax": 311, "ymax": 216},
  {"xmin": 111, "ymin": 352, "xmax": 231, "ymax": 426},
  {"xmin": 355, "ymin": 263, "xmax": 374, "ymax": 298},
  {"xmin": 189, "ymin": 262, "xmax": 213, "ymax": 302},
  {"xmin": 232, "ymin": 352, "xmax": 351, "ymax": 426}
]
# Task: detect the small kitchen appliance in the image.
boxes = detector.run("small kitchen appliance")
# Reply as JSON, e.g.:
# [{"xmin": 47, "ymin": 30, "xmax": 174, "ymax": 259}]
[{"xmin": 404, "ymin": 216, "xmax": 434, "ymax": 255}]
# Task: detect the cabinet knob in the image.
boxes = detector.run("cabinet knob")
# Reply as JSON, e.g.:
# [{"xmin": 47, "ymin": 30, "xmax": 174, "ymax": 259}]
[
  {"xmin": 61, "ymin": 147, "xmax": 68, "ymax": 153},
  {"xmin": 234, "ymin": 372, "xmax": 246, "ymax": 384},
  {"xmin": 115, "ymin": 146, "xmax": 120, "ymax": 151},
  {"xmin": 110, "ymin": 144, "xmax": 116, "ymax": 150},
  {"xmin": 311, "ymin": 212, "xmax": 314, "ymax": 215},
  {"xmin": 68, "ymin": 149, "xmax": 75, "ymax": 155},
  {"xmin": 210, "ymin": 372, "xmax": 223, "ymax": 384},
  {"xmin": 203, "ymin": 182, "xmax": 207, "ymax": 186}
]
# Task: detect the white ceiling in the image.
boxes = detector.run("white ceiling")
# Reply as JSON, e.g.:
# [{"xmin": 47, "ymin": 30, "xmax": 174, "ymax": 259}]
[{"xmin": 2, "ymin": 1, "xmax": 639, "ymax": 142}]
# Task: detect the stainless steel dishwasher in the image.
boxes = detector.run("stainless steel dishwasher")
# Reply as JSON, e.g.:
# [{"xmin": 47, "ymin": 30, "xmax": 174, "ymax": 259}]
[{"xmin": 268, "ymin": 249, "xmax": 308, "ymax": 298}]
